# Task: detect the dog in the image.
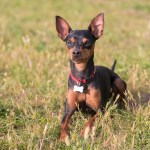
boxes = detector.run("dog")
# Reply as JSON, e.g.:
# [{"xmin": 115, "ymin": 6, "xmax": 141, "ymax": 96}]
[{"xmin": 56, "ymin": 13, "xmax": 127, "ymax": 143}]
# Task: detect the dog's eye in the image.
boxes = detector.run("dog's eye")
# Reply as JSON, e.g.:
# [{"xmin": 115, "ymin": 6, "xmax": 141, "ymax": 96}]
[
  {"xmin": 66, "ymin": 40, "xmax": 74, "ymax": 47},
  {"xmin": 83, "ymin": 41, "xmax": 92, "ymax": 48}
]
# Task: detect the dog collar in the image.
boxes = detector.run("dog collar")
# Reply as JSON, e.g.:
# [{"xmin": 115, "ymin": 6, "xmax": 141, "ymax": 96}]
[{"xmin": 70, "ymin": 67, "xmax": 96, "ymax": 84}]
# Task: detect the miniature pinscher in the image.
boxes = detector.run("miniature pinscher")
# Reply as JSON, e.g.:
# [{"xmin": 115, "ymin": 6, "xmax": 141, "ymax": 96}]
[{"xmin": 56, "ymin": 13, "xmax": 127, "ymax": 144}]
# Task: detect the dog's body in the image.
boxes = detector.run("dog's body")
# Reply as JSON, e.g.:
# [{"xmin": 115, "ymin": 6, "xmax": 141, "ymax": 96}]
[{"xmin": 56, "ymin": 13, "xmax": 127, "ymax": 143}]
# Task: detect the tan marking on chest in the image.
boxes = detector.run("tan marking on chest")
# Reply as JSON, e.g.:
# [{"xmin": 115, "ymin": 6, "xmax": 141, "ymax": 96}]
[
  {"xmin": 85, "ymin": 86, "xmax": 101, "ymax": 111},
  {"xmin": 68, "ymin": 86, "xmax": 101, "ymax": 111},
  {"xmin": 67, "ymin": 89, "xmax": 78, "ymax": 109},
  {"xmin": 67, "ymin": 89, "xmax": 85, "ymax": 108}
]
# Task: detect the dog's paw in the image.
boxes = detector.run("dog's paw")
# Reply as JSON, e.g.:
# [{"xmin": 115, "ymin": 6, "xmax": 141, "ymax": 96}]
[
  {"xmin": 59, "ymin": 133, "xmax": 70, "ymax": 146},
  {"xmin": 81, "ymin": 126, "xmax": 90, "ymax": 140},
  {"xmin": 81, "ymin": 125, "xmax": 96, "ymax": 140},
  {"xmin": 64, "ymin": 135, "xmax": 70, "ymax": 146}
]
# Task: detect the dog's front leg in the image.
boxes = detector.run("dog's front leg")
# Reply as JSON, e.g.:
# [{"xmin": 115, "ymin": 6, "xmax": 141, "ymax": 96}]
[
  {"xmin": 81, "ymin": 112, "xmax": 99, "ymax": 140},
  {"xmin": 80, "ymin": 88, "xmax": 101, "ymax": 139},
  {"xmin": 60, "ymin": 100, "xmax": 76, "ymax": 145}
]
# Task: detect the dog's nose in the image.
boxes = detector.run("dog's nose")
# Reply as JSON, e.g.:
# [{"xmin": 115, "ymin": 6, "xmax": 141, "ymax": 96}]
[{"xmin": 73, "ymin": 50, "xmax": 81, "ymax": 56}]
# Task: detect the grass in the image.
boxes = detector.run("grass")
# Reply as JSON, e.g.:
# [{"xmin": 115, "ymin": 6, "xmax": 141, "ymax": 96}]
[{"xmin": 0, "ymin": 0, "xmax": 150, "ymax": 149}]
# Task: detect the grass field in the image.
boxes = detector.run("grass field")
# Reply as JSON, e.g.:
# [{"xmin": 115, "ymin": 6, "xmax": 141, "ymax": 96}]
[{"xmin": 0, "ymin": 0, "xmax": 150, "ymax": 149}]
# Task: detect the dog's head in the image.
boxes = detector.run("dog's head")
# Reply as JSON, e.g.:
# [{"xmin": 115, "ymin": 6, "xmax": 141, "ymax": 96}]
[{"xmin": 56, "ymin": 13, "xmax": 104, "ymax": 65}]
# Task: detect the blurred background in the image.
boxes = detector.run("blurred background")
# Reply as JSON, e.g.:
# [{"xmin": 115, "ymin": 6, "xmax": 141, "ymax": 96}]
[
  {"xmin": 0, "ymin": 0, "xmax": 149, "ymax": 95},
  {"xmin": 0, "ymin": 1, "xmax": 150, "ymax": 70}
]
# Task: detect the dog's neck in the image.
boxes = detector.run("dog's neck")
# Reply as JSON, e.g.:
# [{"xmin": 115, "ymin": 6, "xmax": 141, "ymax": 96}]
[{"xmin": 70, "ymin": 54, "xmax": 94, "ymax": 79}]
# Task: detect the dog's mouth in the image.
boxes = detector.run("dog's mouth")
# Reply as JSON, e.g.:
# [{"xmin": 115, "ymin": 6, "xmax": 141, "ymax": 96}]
[{"xmin": 72, "ymin": 56, "xmax": 83, "ymax": 64}]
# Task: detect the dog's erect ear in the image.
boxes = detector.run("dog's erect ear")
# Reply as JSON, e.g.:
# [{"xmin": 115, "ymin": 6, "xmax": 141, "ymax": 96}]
[
  {"xmin": 56, "ymin": 16, "xmax": 72, "ymax": 41},
  {"xmin": 88, "ymin": 13, "xmax": 104, "ymax": 39}
]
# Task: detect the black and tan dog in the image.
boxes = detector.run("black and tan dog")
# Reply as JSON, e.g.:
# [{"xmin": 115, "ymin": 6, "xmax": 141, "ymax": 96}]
[{"xmin": 56, "ymin": 13, "xmax": 127, "ymax": 143}]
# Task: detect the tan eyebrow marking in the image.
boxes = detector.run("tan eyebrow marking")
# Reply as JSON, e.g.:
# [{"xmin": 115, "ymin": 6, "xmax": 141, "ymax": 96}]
[
  {"xmin": 82, "ymin": 38, "xmax": 88, "ymax": 43},
  {"xmin": 70, "ymin": 37, "xmax": 75, "ymax": 43}
]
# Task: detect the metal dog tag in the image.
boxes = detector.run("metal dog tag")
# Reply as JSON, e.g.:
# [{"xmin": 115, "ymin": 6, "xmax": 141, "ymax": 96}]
[{"xmin": 73, "ymin": 85, "xmax": 84, "ymax": 93}]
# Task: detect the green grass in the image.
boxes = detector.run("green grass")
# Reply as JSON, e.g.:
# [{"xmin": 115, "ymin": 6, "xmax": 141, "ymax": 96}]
[{"xmin": 0, "ymin": 0, "xmax": 150, "ymax": 149}]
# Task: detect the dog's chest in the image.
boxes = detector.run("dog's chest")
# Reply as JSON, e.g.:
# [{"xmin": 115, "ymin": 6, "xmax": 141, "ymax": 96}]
[{"xmin": 68, "ymin": 85, "xmax": 101, "ymax": 111}]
